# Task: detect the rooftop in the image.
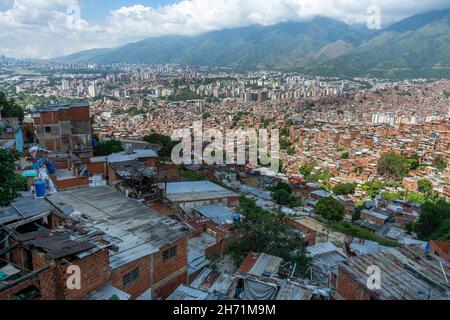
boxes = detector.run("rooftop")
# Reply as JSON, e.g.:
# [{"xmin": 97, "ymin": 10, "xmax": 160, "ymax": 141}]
[
  {"xmin": 0, "ymin": 193, "xmax": 55, "ymax": 225},
  {"xmin": 339, "ymin": 245, "xmax": 450, "ymax": 300},
  {"xmin": 166, "ymin": 284, "xmax": 228, "ymax": 300},
  {"xmin": 193, "ymin": 204, "xmax": 240, "ymax": 225},
  {"xmin": 46, "ymin": 186, "xmax": 189, "ymax": 269},
  {"xmin": 90, "ymin": 149, "xmax": 158, "ymax": 164},
  {"xmin": 236, "ymin": 252, "xmax": 283, "ymax": 277},
  {"xmin": 190, "ymin": 268, "xmax": 235, "ymax": 296},
  {"xmin": 162, "ymin": 181, "xmax": 239, "ymax": 203}
]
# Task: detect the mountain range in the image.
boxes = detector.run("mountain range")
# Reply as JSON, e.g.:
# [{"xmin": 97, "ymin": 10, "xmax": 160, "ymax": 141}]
[{"xmin": 56, "ymin": 9, "xmax": 450, "ymax": 79}]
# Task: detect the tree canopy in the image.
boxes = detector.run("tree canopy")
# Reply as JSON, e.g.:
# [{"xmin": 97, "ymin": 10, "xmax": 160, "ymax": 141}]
[
  {"xmin": 333, "ymin": 182, "xmax": 357, "ymax": 195},
  {"xmin": 270, "ymin": 182, "xmax": 300, "ymax": 208},
  {"xmin": 417, "ymin": 179, "xmax": 433, "ymax": 196},
  {"xmin": 0, "ymin": 149, "xmax": 27, "ymax": 207},
  {"xmin": 229, "ymin": 197, "xmax": 311, "ymax": 276},
  {"xmin": 432, "ymin": 155, "xmax": 447, "ymax": 172},
  {"xmin": 415, "ymin": 200, "xmax": 450, "ymax": 242},
  {"xmin": 143, "ymin": 133, "xmax": 178, "ymax": 158},
  {"xmin": 0, "ymin": 91, "xmax": 24, "ymax": 121},
  {"xmin": 93, "ymin": 139, "xmax": 124, "ymax": 156},
  {"xmin": 378, "ymin": 151, "xmax": 411, "ymax": 180},
  {"xmin": 299, "ymin": 162, "xmax": 314, "ymax": 177},
  {"xmin": 315, "ymin": 197, "xmax": 346, "ymax": 222}
]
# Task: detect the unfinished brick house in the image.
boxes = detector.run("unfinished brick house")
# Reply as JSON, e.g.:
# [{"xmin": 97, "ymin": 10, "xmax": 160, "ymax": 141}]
[
  {"xmin": 0, "ymin": 186, "xmax": 190, "ymax": 300},
  {"xmin": 47, "ymin": 186, "xmax": 190, "ymax": 300},
  {"xmin": 33, "ymin": 103, "xmax": 93, "ymax": 161}
]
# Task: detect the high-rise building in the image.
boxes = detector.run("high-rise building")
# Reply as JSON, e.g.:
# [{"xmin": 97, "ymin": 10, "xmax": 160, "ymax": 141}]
[
  {"xmin": 88, "ymin": 85, "xmax": 98, "ymax": 97},
  {"xmin": 61, "ymin": 79, "xmax": 69, "ymax": 91}
]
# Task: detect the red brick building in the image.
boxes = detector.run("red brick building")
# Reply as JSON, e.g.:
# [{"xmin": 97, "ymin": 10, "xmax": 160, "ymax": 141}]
[{"xmin": 33, "ymin": 103, "xmax": 93, "ymax": 161}]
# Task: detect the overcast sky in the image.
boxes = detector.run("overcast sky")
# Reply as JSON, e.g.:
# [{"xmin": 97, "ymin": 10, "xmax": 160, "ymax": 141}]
[{"xmin": 0, "ymin": 0, "xmax": 449, "ymax": 59}]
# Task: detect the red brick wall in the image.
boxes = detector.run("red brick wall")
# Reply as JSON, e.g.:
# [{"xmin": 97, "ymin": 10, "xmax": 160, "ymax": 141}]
[
  {"xmin": 152, "ymin": 237, "xmax": 188, "ymax": 299},
  {"xmin": 154, "ymin": 271, "xmax": 187, "ymax": 299},
  {"xmin": 87, "ymin": 161, "xmax": 107, "ymax": 174},
  {"xmin": 108, "ymin": 164, "xmax": 120, "ymax": 184},
  {"xmin": 110, "ymin": 255, "xmax": 152, "ymax": 300},
  {"xmin": 54, "ymin": 249, "xmax": 110, "ymax": 300},
  {"xmin": 40, "ymin": 112, "xmax": 58, "ymax": 124},
  {"xmin": 287, "ymin": 219, "xmax": 317, "ymax": 246},
  {"xmin": 336, "ymin": 265, "xmax": 373, "ymax": 300},
  {"xmin": 69, "ymin": 107, "xmax": 90, "ymax": 121},
  {"xmin": 429, "ymin": 240, "xmax": 450, "ymax": 262},
  {"xmin": 51, "ymin": 176, "xmax": 89, "ymax": 191},
  {"xmin": 0, "ymin": 278, "xmax": 36, "ymax": 300},
  {"xmin": 54, "ymin": 159, "xmax": 69, "ymax": 170},
  {"xmin": 58, "ymin": 109, "xmax": 70, "ymax": 121},
  {"xmin": 32, "ymin": 252, "xmax": 58, "ymax": 300}
]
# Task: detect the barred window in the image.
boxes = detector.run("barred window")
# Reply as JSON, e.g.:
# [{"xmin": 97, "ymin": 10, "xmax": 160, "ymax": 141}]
[
  {"xmin": 123, "ymin": 267, "xmax": 140, "ymax": 287},
  {"xmin": 162, "ymin": 246, "xmax": 177, "ymax": 261}
]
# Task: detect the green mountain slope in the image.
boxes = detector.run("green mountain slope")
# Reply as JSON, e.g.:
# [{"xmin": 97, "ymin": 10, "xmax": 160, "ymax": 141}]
[
  {"xmin": 306, "ymin": 9, "xmax": 450, "ymax": 79},
  {"xmin": 56, "ymin": 9, "xmax": 450, "ymax": 79},
  {"xmin": 57, "ymin": 17, "xmax": 370, "ymax": 70}
]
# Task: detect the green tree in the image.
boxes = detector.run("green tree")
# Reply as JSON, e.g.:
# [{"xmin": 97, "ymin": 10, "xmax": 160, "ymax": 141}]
[
  {"xmin": 415, "ymin": 200, "xmax": 450, "ymax": 242},
  {"xmin": 362, "ymin": 181, "xmax": 384, "ymax": 197},
  {"xmin": 202, "ymin": 112, "xmax": 211, "ymax": 120},
  {"xmin": 432, "ymin": 155, "xmax": 447, "ymax": 172},
  {"xmin": 299, "ymin": 163, "xmax": 314, "ymax": 177},
  {"xmin": 229, "ymin": 198, "xmax": 311, "ymax": 276},
  {"xmin": 340, "ymin": 150, "xmax": 349, "ymax": 160},
  {"xmin": 333, "ymin": 182, "xmax": 357, "ymax": 195},
  {"xmin": 408, "ymin": 153, "xmax": 420, "ymax": 170},
  {"xmin": 0, "ymin": 91, "xmax": 24, "ymax": 121},
  {"xmin": 0, "ymin": 149, "xmax": 27, "ymax": 207},
  {"xmin": 94, "ymin": 139, "xmax": 124, "ymax": 156},
  {"xmin": 417, "ymin": 179, "xmax": 433, "ymax": 196},
  {"xmin": 378, "ymin": 151, "xmax": 411, "ymax": 180},
  {"xmin": 315, "ymin": 197, "xmax": 346, "ymax": 222},
  {"xmin": 273, "ymin": 189, "xmax": 291, "ymax": 205},
  {"xmin": 143, "ymin": 133, "xmax": 179, "ymax": 158}
]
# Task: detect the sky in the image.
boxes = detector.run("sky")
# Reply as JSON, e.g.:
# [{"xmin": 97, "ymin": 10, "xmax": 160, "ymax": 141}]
[{"xmin": 0, "ymin": 0, "xmax": 449, "ymax": 59}]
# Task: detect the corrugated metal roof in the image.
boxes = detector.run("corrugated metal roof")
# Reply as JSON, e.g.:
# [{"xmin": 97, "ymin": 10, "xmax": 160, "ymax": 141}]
[
  {"xmin": 166, "ymin": 181, "xmax": 231, "ymax": 194},
  {"xmin": 340, "ymin": 245, "xmax": 450, "ymax": 300},
  {"xmin": 47, "ymin": 186, "xmax": 189, "ymax": 269},
  {"xmin": 191, "ymin": 268, "xmax": 235, "ymax": 296},
  {"xmin": 307, "ymin": 242, "xmax": 341, "ymax": 257},
  {"xmin": 194, "ymin": 204, "xmax": 239, "ymax": 225},
  {"xmin": 276, "ymin": 281, "xmax": 314, "ymax": 300},
  {"xmin": 249, "ymin": 253, "xmax": 283, "ymax": 277},
  {"xmin": 90, "ymin": 149, "xmax": 158, "ymax": 164},
  {"xmin": 166, "ymin": 285, "xmax": 226, "ymax": 300},
  {"xmin": 0, "ymin": 195, "xmax": 54, "ymax": 225},
  {"xmin": 163, "ymin": 181, "xmax": 239, "ymax": 202},
  {"xmin": 86, "ymin": 283, "xmax": 131, "ymax": 300}
]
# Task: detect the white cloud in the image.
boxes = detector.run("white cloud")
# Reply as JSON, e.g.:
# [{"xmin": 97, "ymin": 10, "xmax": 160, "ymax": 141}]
[{"xmin": 0, "ymin": 0, "xmax": 449, "ymax": 59}]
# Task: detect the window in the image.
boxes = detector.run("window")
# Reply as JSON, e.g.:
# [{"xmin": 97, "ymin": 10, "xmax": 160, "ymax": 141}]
[
  {"xmin": 123, "ymin": 267, "xmax": 140, "ymax": 287},
  {"xmin": 162, "ymin": 245, "xmax": 177, "ymax": 261},
  {"xmin": 45, "ymin": 126, "xmax": 51, "ymax": 133}
]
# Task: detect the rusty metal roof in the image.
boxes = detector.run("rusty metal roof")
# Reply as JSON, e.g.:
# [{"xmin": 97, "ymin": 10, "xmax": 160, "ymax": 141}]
[{"xmin": 339, "ymin": 245, "xmax": 450, "ymax": 300}]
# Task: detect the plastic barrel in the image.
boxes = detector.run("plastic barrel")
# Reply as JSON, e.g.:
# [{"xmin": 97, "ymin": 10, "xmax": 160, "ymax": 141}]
[{"xmin": 34, "ymin": 181, "xmax": 47, "ymax": 197}]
